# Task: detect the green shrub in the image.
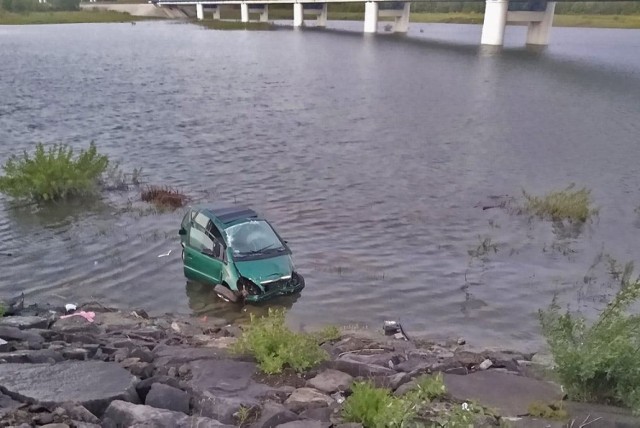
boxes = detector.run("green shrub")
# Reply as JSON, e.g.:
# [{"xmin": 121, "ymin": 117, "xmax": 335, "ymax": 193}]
[
  {"xmin": 0, "ymin": 142, "xmax": 109, "ymax": 202},
  {"xmin": 522, "ymin": 184, "xmax": 597, "ymax": 223},
  {"xmin": 539, "ymin": 262, "xmax": 640, "ymax": 413},
  {"xmin": 231, "ymin": 308, "xmax": 328, "ymax": 374},
  {"xmin": 342, "ymin": 381, "xmax": 416, "ymax": 428},
  {"xmin": 408, "ymin": 373, "xmax": 447, "ymax": 402},
  {"xmin": 527, "ymin": 401, "xmax": 568, "ymax": 421}
]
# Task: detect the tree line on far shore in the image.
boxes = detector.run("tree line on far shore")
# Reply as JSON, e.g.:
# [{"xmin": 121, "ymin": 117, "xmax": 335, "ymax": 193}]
[{"xmin": 1, "ymin": 0, "xmax": 79, "ymax": 13}]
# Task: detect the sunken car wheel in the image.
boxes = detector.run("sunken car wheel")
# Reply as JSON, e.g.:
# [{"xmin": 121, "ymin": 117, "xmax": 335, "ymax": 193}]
[{"xmin": 213, "ymin": 284, "xmax": 238, "ymax": 303}]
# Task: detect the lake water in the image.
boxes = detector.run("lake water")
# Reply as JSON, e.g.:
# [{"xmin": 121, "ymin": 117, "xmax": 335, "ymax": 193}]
[{"xmin": 1, "ymin": 20, "xmax": 639, "ymax": 352}]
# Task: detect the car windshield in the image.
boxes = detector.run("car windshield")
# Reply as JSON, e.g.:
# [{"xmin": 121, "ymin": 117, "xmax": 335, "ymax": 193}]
[{"xmin": 225, "ymin": 220, "xmax": 284, "ymax": 256}]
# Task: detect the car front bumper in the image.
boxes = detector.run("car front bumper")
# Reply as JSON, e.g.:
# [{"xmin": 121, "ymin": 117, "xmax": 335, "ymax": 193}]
[{"xmin": 244, "ymin": 274, "xmax": 305, "ymax": 303}]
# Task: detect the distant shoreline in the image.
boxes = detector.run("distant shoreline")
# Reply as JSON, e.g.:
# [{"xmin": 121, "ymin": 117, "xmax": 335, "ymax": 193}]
[{"xmin": 1, "ymin": 7, "xmax": 640, "ymax": 29}]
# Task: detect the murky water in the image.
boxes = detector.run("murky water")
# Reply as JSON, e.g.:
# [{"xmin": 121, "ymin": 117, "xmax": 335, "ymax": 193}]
[{"xmin": 1, "ymin": 21, "xmax": 639, "ymax": 352}]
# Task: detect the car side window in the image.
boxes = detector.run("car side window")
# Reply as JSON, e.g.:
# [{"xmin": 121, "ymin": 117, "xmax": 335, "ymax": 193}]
[
  {"xmin": 207, "ymin": 221, "xmax": 224, "ymax": 243},
  {"xmin": 189, "ymin": 226, "xmax": 224, "ymax": 260}
]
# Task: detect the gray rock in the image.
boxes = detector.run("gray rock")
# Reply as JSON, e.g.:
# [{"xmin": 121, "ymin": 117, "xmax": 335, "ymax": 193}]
[
  {"xmin": 130, "ymin": 347, "xmax": 154, "ymax": 363},
  {"xmin": 153, "ymin": 345, "xmax": 225, "ymax": 367},
  {"xmin": 129, "ymin": 362, "xmax": 155, "ymax": 379},
  {"xmin": 370, "ymin": 372, "xmax": 410, "ymax": 391},
  {"xmin": 306, "ymin": 369, "xmax": 353, "ymax": 393},
  {"xmin": 70, "ymin": 423, "xmax": 101, "ymax": 428},
  {"xmin": 104, "ymin": 400, "xmax": 233, "ymax": 428},
  {"xmin": 299, "ymin": 407, "xmax": 332, "ymax": 422},
  {"xmin": 334, "ymin": 424, "xmax": 363, "ymax": 428},
  {"xmin": 251, "ymin": 401, "xmax": 299, "ymax": 428},
  {"xmin": 188, "ymin": 359, "xmax": 259, "ymax": 394},
  {"xmin": 0, "ymin": 349, "xmax": 64, "ymax": 364},
  {"xmin": 444, "ymin": 366, "xmax": 468, "ymax": 375},
  {"xmin": 51, "ymin": 317, "xmax": 102, "ymax": 335},
  {"xmin": 59, "ymin": 402, "xmax": 100, "ymax": 423},
  {"xmin": 0, "ymin": 361, "xmax": 138, "ymax": 416},
  {"xmin": 0, "ymin": 316, "xmax": 49, "ymax": 330},
  {"xmin": 444, "ymin": 371, "xmax": 564, "ymax": 417},
  {"xmin": 146, "ymin": 383, "xmax": 190, "ymax": 414},
  {"xmin": 324, "ymin": 359, "xmax": 395, "ymax": 378},
  {"xmin": 39, "ymin": 424, "xmax": 70, "ymax": 428},
  {"xmin": 136, "ymin": 375, "xmax": 182, "ymax": 402},
  {"xmin": 479, "ymin": 359, "xmax": 493, "ymax": 370},
  {"xmin": 62, "ymin": 348, "xmax": 89, "ymax": 361},
  {"xmin": 0, "ymin": 325, "xmax": 44, "ymax": 345},
  {"xmin": 393, "ymin": 380, "xmax": 417, "ymax": 396},
  {"xmin": 284, "ymin": 388, "xmax": 334, "ymax": 413},
  {"xmin": 0, "ymin": 391, "xmax": 22, "ymax": 417},
  {"xmin": 276, "ymin": 421, "xmax": 330, "ymax": 428},
  {"xmin": 34, "ymin": 412, "xmax": 55, "ymax": 424},
  {"xmin": 194, "ymin": 392, "xmax": 260, "ymax": 425}
]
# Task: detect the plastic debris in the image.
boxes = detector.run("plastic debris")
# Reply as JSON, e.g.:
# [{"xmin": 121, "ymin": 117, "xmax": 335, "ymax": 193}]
[
  {"xmin": 331, "ymin": 391, "xmax": 345, "ymax": 404},
  {"xmin": 383, "ymin": 320, "xmax": 410, "ymax": 341},
  {"xmin": 158, "ymin": 250, "xmax": 172, "ymax": 258},
  {"xmin": 64, "ymin": 303, "xmax": 77, "ymax": 314},
  {"xmin": 171, "ymin": 321, "xmax": 181, "ymax": 333},
  {"xmin": 60, "ymin": 311, "xmax": 95, "ymax": 323}
]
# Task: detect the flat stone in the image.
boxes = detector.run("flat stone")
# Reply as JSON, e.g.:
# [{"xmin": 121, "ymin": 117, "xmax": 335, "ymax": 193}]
[
  {"xmin": 393, "ymin": 380, "xmax": 417, "ymax": 396},
  {"xmin": 306, "ymin": 369, "xmax": 353, "ymax": 394},
  {"xmin": 0, "ymin": 391, "xmax": 22, "ymax": 417},
  {"xmin": 39, "ymin": 424, "xmax": 70, "ymax": 428},
  {"xmin": 153, "ymin": 345, "xmax": 225, "ymax": 367},
  {"xmin": 284, "ymin": 388, "xmax": 334, "ymax": 413},
  {"xmin": 188, "ymin": 359, "xmax": 261, "ymax": 395},
  {"xmin": 0, "ymin": 316, "xmax": 49, "ymax": 330},
  {"xmin": 0, "ymin": 349, "xmax": 64, "ymax": 364},
  {"xmin": 193, "ymin": 392, "xmax": 260, "ymax": 425},
  {"xmin": 324, "ymin": 359, "xmax": 396, "ymax": 378},
  {"xmin": 130, "ymin": 347, "xmax": 154, "ymax": 363},
  {"xmin": 51, "ymin": 317, "xmax": 102, "ymax": 335},
  {"xmin": 251, "ymin": 401, "xmax": 299, "ymax": 428},
  {"xmin": 146, "ymin": 383, "xmax": 189, "ymax": 414},
  {"xmin": 103, "ymin": 400, "xmax": 233, "ymax": 428},
  {"xmin": 62, "ymin": 348, "xmax": 89, "ymax": 361},
  {"xmin": 444, "ymin": 371, "xmax": 564, "ymax": 417},
  {"xmin": 370, "ymin": 372, "xmax": 411, "ymax": 391},
  {"xmin": 136, "ymin": 375, "xmax": 182, "ymax": 402},
  {"xmin": 59, "ymin": 402, "xmax": 100, "ymax": 424},
  {"xmin": 479, "ymin": 359, "xmax": 493, "ymax": 370},
  {"xmin": 299, "ymin": 407, "xmax": 333, "ymax": 422},
  {"xmin": 565, "ymin": 401, "xmax": 640, "ymax": 428},
  {"xmin": 0, "ymin": 325, "xmax": 44, "ymax": 344},
  {"xmin": 0, "ymin": 361, "xmax": 138, "ymax": 416}
]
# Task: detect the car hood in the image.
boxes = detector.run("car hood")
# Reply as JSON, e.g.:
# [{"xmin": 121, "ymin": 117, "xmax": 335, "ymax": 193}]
[{"xmin": 235, "ymin": 255, "xmax": 294, "ymax": 284}]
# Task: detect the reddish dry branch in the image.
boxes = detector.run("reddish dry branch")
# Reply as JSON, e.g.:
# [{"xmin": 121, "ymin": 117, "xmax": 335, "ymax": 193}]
[{"xmin": 141, "ymin": 186, "xmax": 188, "ymax": 209}]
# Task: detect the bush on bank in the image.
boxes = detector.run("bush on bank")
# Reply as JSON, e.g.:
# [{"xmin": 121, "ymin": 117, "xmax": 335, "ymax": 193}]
[
  {"xmin": 539, "ymin": 261, "xmax": 640, "ymax": 414},
  {"xmin": 0, "ymin": 142, "xmax": 109, "ymax": 202}
]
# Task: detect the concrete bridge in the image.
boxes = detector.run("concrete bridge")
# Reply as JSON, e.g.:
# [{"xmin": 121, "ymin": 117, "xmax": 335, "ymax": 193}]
[{"xmin": 151, "ymin": 0, "xmax": 561, "ymax": 46}]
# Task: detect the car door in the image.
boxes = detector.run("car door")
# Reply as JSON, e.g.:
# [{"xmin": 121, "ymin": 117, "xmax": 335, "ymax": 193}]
[{"xmin": 184, "ymin": 224, "xmax": 224, "ymax": 285}]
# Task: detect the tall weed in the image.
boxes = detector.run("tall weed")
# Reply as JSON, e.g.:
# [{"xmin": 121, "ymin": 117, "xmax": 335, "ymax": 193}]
[
  {"xmin": 539, "ymin": 261, "xmax": 640, "ymax": 413},
  {"xmin": 0, "ymin": 142, "xmax": 108, "ymax": 202}
]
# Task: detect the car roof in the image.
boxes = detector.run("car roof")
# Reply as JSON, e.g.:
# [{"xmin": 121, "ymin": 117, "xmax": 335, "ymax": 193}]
[{"xmin": 202, "ymin": 205, "xmax": 259, "ymax": 225}]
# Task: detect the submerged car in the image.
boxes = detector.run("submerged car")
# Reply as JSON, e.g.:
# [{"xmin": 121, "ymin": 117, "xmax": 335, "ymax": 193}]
[{"xmin": 178, "ymin": 205, "xmax": 305, "ymax": 303}]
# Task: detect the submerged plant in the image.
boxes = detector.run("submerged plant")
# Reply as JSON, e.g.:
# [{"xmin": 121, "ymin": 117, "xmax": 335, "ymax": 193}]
[
  {"xmin": 141, "ymin": 185, "xmax": 188, "ymax": 210},
  {"xmin": 522, "ymin": 184, "xmax": 597, "ymax": 223},
  {"xmin": 0, "ymin": 142, "xmax": 108, "ymax": 202},
  {"xmin": 539, "ymin": 260, "xmax": 640, "ymax": 413}
]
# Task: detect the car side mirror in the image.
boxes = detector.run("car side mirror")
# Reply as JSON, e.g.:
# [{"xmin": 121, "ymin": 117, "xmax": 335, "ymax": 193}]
[{"xmin": 178, "ymin": 228, "xmax": 187, "ymax": 236}]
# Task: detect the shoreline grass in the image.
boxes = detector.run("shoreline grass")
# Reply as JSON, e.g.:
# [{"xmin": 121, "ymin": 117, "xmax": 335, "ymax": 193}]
[{"xmin": 0, "ymin": 10, "xmax": 149, "ymax": 25}]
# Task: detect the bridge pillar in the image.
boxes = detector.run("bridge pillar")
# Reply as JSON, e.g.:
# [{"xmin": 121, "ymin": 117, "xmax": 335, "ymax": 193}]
[
  {"xmin": 526, "ymin": 1, "xmax": 555, "ymax": 45},
  {"xmin": 364, "ymin": 1, "xmax": 379, "ymax": 33},
  {"xmin": 317, "ymin": 3, "xmax": 328, "ymax": 27},
  {"xmin": 259, "ymin": 5, "xmax": 269, "ymax": 22},
  {"xmin": 481, "ymin": 0, "xmax": 508, "ymax": 46},
  {"xmin": 241, "ymin": 2, "xmax": 249, "ymax": 22},
  {"xmin": 196, "ymin": 2, "xmax": 204, "ymax": 20},
  {"xmin": 393, "ymin": 2, "xmax": 411, "ymax": 33},
  {"xmin": 212, "ymin": 5, "xmax": 221, "ymax": 20},
  {"xmin": 293, "ymin": 3, "xmax": 304, "ymax": 27}
]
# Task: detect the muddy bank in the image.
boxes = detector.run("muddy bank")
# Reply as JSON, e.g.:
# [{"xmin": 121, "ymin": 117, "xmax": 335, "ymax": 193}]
[{"xmin": 0, "ymin": 300, "xmax": 637, "ymax": 427}]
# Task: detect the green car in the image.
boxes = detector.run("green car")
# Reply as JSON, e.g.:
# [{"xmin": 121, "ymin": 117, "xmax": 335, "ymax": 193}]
[{"xmin": 179, "ymin": 205, "xmax": 305, "ymax": 303}]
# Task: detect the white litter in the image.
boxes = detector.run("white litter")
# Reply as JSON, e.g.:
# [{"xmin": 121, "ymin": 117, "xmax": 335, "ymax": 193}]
[
  {"xmin": 65, "ymin": 303, "xmax": 77, "ymax": 313},
  {"xmin": 158, "ymin": 250, "xmax": 172, "ymax": 258}
]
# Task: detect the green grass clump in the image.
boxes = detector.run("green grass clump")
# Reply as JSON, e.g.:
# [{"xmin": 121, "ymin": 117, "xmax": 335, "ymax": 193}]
[
  {"xmin": 527, "ymin": 401, "xmax": 568, "ymax": 421},
  {"xmin": 0, "ymin": 10, "xmax": 143, "ymax": 24},
  {"xmin": 231, "ymin": 308, "xmax": 328, "ymax": 374},
  {"xmin": 313, "ymin": 325, "xmax": 342, "ymax": 343},
  {"xmin": 523, "ymin": 184, "xmax": 597, "ymax": 223},
  {"xmin": 342, "ymin": 381, "xmax": 416, "ymax": 428},
  {"xmin": 343, "ymin": 374, "xmax": 450, "ymax": 427},
  {"xmin": 0, "ymin": 142, "xmax": 109, "ymax": 202},
  {"xmin": 539, "ymin": 261, "xmax": 640, "ymax": 414}
]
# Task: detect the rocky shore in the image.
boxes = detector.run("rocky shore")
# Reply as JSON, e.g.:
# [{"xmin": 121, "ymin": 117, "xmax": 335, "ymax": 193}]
[{"xmin": 0, "ymin": 300, "xmax": 637, "ymax": 428}]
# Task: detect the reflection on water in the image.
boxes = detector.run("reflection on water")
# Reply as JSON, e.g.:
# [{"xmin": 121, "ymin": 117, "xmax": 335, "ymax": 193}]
[{"xmin": 1, "ymin": 22, "xmax": 640, "ymax": 352}]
